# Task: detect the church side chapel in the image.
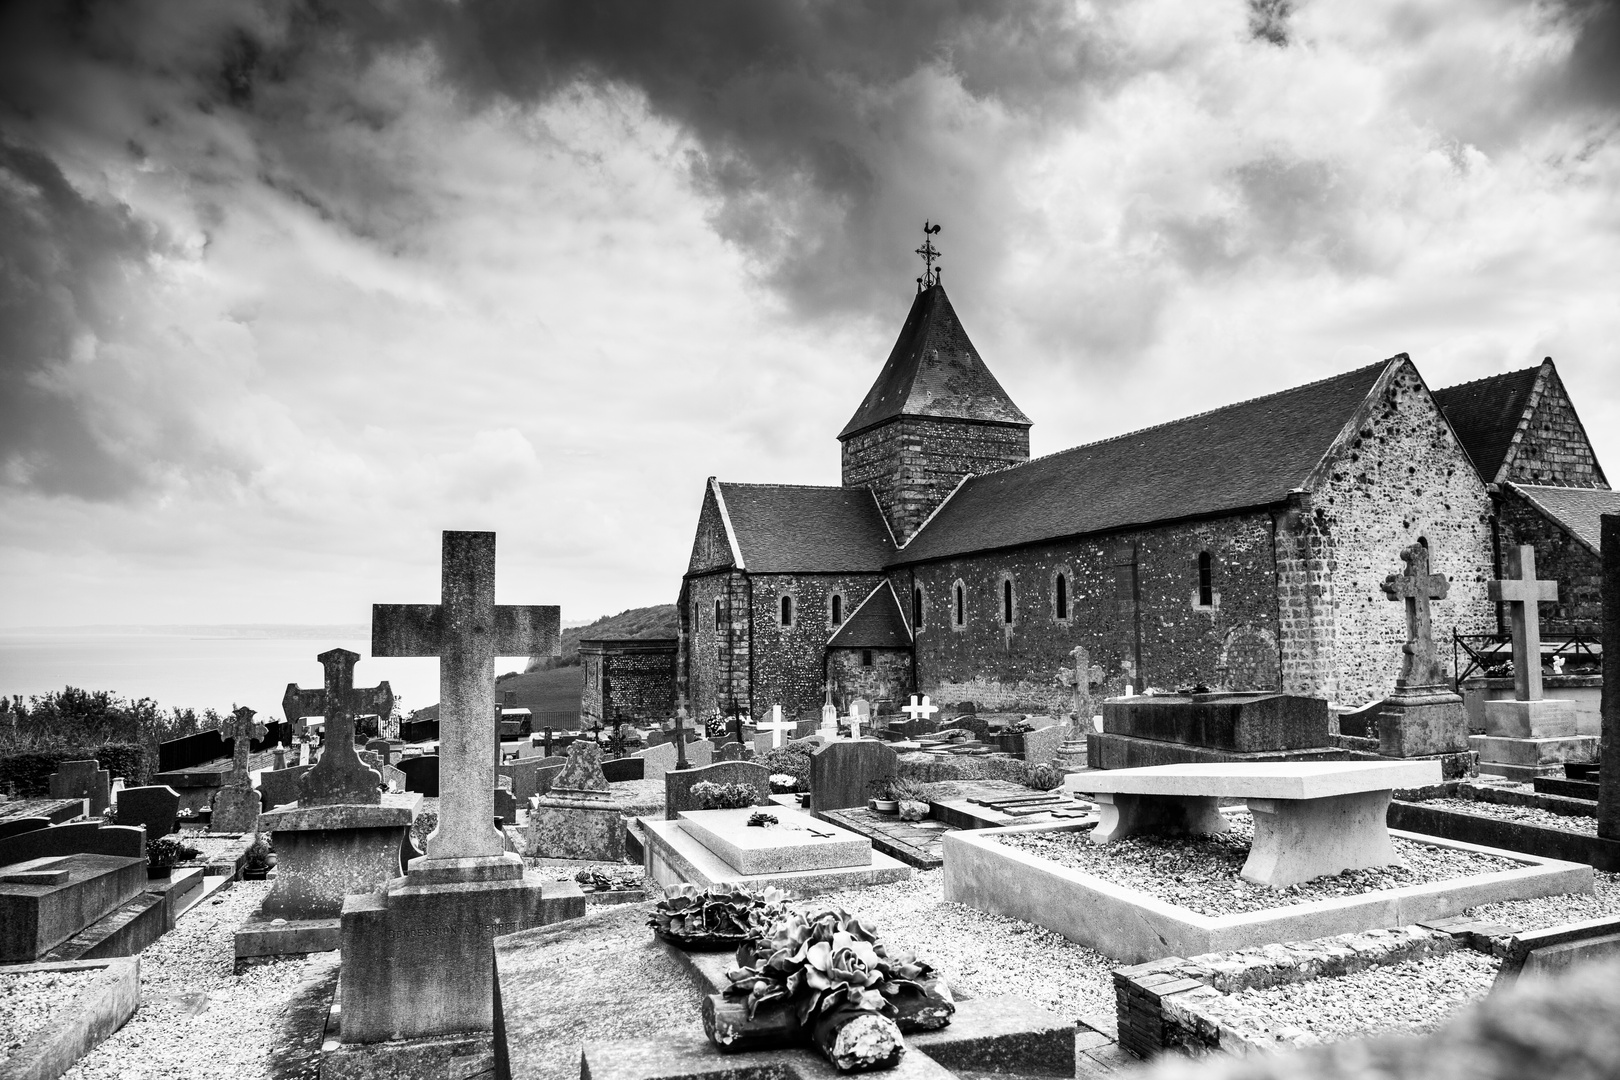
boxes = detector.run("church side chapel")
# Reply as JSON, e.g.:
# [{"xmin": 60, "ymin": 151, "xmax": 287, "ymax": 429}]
[{"xmin": 679, "ymin": 230, "xmax": 1614, "ymax": 728}]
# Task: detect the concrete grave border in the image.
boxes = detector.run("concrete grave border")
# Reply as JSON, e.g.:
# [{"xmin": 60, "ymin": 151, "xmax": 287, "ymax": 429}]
[
  {"xmin": 1389, "ymin": 797, "xmax": 1620, "ymax": 871},
  {"xmin": 942, "ymin": 820, "xmax": 1592, "ymax": 964},
  {"xmin": 0, "ymin": 957, "xmax": 139, "ymax": 1080}
]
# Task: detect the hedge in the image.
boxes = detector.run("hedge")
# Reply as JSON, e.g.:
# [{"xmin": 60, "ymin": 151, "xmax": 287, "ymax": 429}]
[{"xmin": 0, "ymin": 742, "xmax": 148, "ymax": 797}]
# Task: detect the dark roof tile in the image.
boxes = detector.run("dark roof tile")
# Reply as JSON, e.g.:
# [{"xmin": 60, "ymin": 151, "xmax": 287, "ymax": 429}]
[
  {"xmin": 894, "ymin": 359, "xmax": 1397, "ymax": 564},
  {"xmin": 1506, "ymin": 484, "xmax": 1620, "ymax": 556},
  {"xmin": 1431, "ymin": 365, "xmax": 1542, "ymax": 484},
  {"xmin": 717, "ymin": 483, "xmax": 894, "ymax": 573},
  {"xmin": 828, "ymin": 583, "xmax": 913, "ymax": 647}
]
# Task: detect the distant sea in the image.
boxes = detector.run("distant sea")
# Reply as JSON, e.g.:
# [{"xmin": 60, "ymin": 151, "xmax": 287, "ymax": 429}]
[{"xmin": 0, "ymin": 625, "xmax": 466, "ymax": 718}]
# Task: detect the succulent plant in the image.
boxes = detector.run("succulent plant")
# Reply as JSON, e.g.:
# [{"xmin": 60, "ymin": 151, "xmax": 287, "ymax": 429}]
[
  {"xmin": 649, "ymin": 882, "xmax": 785, "ymax": 941},
  {"xmin": 1027, "ymin": 762, "xmax": 1064, "ymax": 791}
]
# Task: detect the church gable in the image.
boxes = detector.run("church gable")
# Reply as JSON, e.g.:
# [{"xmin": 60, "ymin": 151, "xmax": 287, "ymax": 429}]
[
  {"xmin": 1433, "ymin": 359, "xmax": 1608, "ymax": 488},
  {"xmin": 686, "ymin": 478, "xmax": 739, "ymax": 575}
]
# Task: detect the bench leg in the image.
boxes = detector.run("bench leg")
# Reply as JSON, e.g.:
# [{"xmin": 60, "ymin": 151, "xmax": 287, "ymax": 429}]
[
  {"xmin": 1241, "ymin": 790, "xmax": 1397, "ymax": 888},
  {"xmin": 1091, "ymin": 792, "xmax": 1229, "ymax": 844}
]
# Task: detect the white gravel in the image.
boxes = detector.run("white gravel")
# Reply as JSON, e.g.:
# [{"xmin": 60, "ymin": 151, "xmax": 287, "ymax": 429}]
[
  {"xmin": 995, "ymin": 816, "xmax": 1521, "ymax": 916},
  {"xmin": 1466, "ymin": 868, "xmax": 1620, "ymax": 931},
  {"xmin": 811, "ymin": 869, "xmax": 1118, "ymax": 1024},
  {"xmin": 1, "ymin": 969, "xmax": 101, "ymax": 1065},
  {"xmin": 62, "ymin": 881, "xmax": 335, "ymax": 1080},
  {"xmin": 1197, "ymin": 949, "xmax": 1500, "ymax": 1042},
  {"xmin": 1414, "ymin": 797, "xmax": 1600, "ymax": 835}
]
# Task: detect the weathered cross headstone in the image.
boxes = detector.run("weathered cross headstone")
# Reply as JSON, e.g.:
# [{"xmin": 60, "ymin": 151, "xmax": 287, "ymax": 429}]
[
  {"xmin": 341, "ymin": 530, "xmax": 578, "ymax": 1046},
  {"xmin": 1374, "ymin": 542, "xmax": 1468, "ymax": 761},
  {"xmin": 820, "ymin": 680, "xmax": 839, "ymax": 736},
  {"xmin": 848, "ymin": 703, "xmax": 863, "ymax": 741},
  {"xmin": 48, "ymin": 759, "xmax": 110, "ymax": 816},
  {"xmin": 1598, "ymin": 515, "xmax": 1619, "ymax": 841},
  {"xmin": 1489, "ymin": 544, "xmax": 1559, "ymax": 702},
  {"xmin": 211, "ymin": 705, "xmax": 266, "ymax": 833},
  {"xmin": 759, "ymin": 705, "xmax": 795, "ymax": 749},
  {"xmin": 287, "ymin": 649, "xmax": 390, "ymax": 807},
  {"xmin": 371, "ymin": 532, "xmax": 558, "ymax": 864}
]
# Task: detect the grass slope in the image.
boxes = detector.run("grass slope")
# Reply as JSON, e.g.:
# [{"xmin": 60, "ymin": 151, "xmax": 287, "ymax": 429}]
[{"xmin": 523, "ymin": 604, "xmax": 677, "ymax": 672}]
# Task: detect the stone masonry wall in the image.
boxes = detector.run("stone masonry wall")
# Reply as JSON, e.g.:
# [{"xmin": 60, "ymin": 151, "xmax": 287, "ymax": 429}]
[
  {"xmin": 581, "ymin": 642, "xmax": 678, "ymax": 724},
  {"xmin": 842, "ymin": 416, "xmax": 1029, "ymax": 543},
  {"xmin": 1498, "ymin": 489, "xmax": 1603, "ymax": 637},
  {"xmin": 901, "ymin": 512, "xmax": 1280, "ymax": 713},
  {"xmin": 827, "ymin": 647, "xmax": 914, "ymax": 715},
  {"xmin": 684, "ymin": 570, "xmax": 751, "ymax": 722},
  {"xmin": 1500, "ymin": 367, "xmax": 1608, "ymax": 488},
  {"xmin": 1302, "ymin": 359, "xmax": 1496, "ymax": 706},
  {"xmin": 749, "ymin": 572, "xmax": 890, "ymax": 723}
]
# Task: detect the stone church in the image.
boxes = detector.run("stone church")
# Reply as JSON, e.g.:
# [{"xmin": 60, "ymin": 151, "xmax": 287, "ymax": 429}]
[{"xmin": 677, "ymin": 281, "xmax": 1612, "ymax": 724}]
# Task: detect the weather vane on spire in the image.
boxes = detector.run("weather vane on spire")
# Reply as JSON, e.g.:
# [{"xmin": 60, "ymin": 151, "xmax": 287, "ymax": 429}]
[{"xmin": 915, "ymin": 220, "xmax": 942, "ymax": 292}]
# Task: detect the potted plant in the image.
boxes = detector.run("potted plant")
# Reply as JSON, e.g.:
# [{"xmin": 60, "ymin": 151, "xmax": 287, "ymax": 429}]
[
  {"xmin": 867, "ymin": 777, "xmax": 899, "ymax": 814},
  {"xmin": 242, "ymin": 835, "xmax": 276, "ymax": 881},
  {"xmin": 891, "ymin": 779, "xmax": 930, "ymax": 822},
  {"xmin": 146, "ymin": 836, "xmax": 200, "ymax": 879}
]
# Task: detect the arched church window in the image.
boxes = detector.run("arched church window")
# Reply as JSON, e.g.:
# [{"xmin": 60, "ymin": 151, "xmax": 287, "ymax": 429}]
[
  {"xmin": 954, "ymin": 581, "xmax": 965, "ymax": 628},
  {"xmin": 830, "ymin": 593, "xmax": 842, "ymax": 626},
  {"xmin": 1055, "ymin": 573, "xmax": 1068, "ymax": 620},
  {"xmin": 780, "ymin": 595, "xmax": 794, "ymax": 628},
  {"xmin": 1003, "ymin": 578, "xmax": 1015, "ymax": 624},
  {"xmin": 1197, "ymin": 552, "xmax": 1213, "ymax": 608},
  {"xmin": 714, "ymin": 598, "xmax": 723, "ymax": 630},
  {"xmin": 913, "ymin": 586, "xmax": 925, "ymax": 630},
  {"xmin": 861, "ymin": 649, "xmax": 874, "ymax": 667}
]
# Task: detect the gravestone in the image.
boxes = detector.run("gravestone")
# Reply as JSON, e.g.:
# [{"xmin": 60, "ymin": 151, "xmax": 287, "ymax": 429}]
[
  {"xmin": 501, "ymin": 755, "xmax": 566, "ymax": 802},
  {"xmin": 1022, "ymin": 723, "xmax": 1068, "ymax": 765},
  {"xmin": 664, "ymin": 761, "xmax": 771, "ymax": 819},
  {"xmin": 1376, "ymin": 542, "xmax": 1469, "ymax": 757},
  {"xmin": 258, "ymin": 764, "xmax": 312, "ymax": 810},
  {"xmin": 211, "ymin": 706, "xmax": 266, "ymax": 833},
  {"xmin": 48, "ymin": 759, "xmax": 110, "ymax": 816},
  {"xmin": 294, "ymin": 649, "xmax": 386, "ymax": 806},
  {"xmin": 808, "ymin": 741, "xmax": 898, "ymax": 813},
  {"xmin": 635, "ymin": 740, "xmax": 678, "ymax": 784},
  {"xmin": 364, "ymin": 738, "xmax": 403, "ymax": 767},
  {"xmin": 851, "ymin": 698, "xmax": 872, "ymax": 722},
  {"xmin": 396, "ymin": 755, "xmax": 440, "ymax": 797},
  {"xmin": 759, "ymin": 706, "xmax": 795, "ymax": 749},
  {"xmin": 600, "ymin": 756, "xmax": 644, "ymax": 783},
  {"xmin": 343, "ymin": 531, "xmax": 581, "ymax": 1045},
  {"xmin": 819, "ymin": 681, "xmax": 839, "ymax": 737},
  {"xmin": 1471, "ymin": 544, "xmax": 1598, "ymax": 779},
  {"xmin": 1091, "ymin": 693, "xmax": 1336, "ymax": 770},
  {"xmin": 715, "ymin": 740, "xmax": 755, "ymax": 762},
  {"xmin": 494, "ymin": 788, "xmax": 518, "ymax": 826},
  {"xmin": 527, "ymin": 740, "xmax": 626, "ymax": 860},
  {"xmin": 1599, "ymin": 515, "xmax": 1619, "ymax": 842},
  {"xmin": 117, "ymin": 785, "xmax": 179, "ymax": 839},
  {"xmin": 286, "ymin": 664, "xmax": 393, "ymax": 745},
  {"xmin": 683, "ymin": 739, "xmax": 716, "ymax": 769}
]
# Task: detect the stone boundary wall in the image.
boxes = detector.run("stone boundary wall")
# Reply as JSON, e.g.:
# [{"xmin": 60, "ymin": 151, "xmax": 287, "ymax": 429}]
[{"xmin": 1114, "ymin": 925, "xmax": 1464, "ymax": 1060}]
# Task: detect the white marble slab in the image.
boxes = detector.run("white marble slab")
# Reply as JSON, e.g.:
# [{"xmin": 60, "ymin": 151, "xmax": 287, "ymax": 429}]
[{"xmin": 1066, "ymin": 759, "xmax": 1440, "ymax": 801}]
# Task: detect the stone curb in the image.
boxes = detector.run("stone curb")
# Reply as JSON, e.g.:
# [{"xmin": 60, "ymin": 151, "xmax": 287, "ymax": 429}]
[{"xmin": 0, "ymin": 957, "xmax": 139, "ymax": 1080}]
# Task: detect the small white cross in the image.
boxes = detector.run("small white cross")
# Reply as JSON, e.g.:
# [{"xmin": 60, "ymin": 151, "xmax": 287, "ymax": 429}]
[
  {"xmin": 901, "ymin": 695, "xmax": 938, "ymax": 723},
  {"xmin": 847, "ymin": 704, "xmax": 863, "ymax": 740},
  {"xmin": 759, "ymin": 704, "xmax": 796, "ymax": 749}
]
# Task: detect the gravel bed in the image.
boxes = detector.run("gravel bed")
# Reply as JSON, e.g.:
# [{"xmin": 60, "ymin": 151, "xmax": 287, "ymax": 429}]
[
  {"xmin": 994, "ymin": 816, "xmax": 1521, "ymax": 916},
  {"xmin": 1, "ymin": 969, "xmax": 101, "ymax": 1065},
  {"xmin": 1413, "ymin": 797, "xmax": 1600, "ymax": 835},
  {"xmin": 63, "ymin": 881, "xmax": 335, "ymax": 1080},
  {"xmin": 1466, "ymin": 868, "xmax": 1620, "ymax": 931},
  {"xmin": 811, "ymin": 869, "xmax": 1118, "ymax": 1023},
  {"xmin": 1197, "ymin": 948, "xmax": 1499, "ymax": 1041}
]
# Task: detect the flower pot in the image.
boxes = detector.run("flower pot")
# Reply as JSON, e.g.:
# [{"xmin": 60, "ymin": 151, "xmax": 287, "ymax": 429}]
[{"xmin": 869, "ymin": 798, "xmax": 898, "ymax": 814}]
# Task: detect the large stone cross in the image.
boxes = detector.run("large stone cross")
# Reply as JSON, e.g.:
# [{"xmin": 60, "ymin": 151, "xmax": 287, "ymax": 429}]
[
  {"xmin": 901, "ymin": 695, "xmax": 938, "ymax": 723},
  {"xmin": 1381, "ymin": 542, "xmax": 1450, "ymax": 689},
  {"xmin": 373, "ymin": 531, "xmax": 559, "ymax": 864},
  {"xmin": 221, "ymin": 705, "xmax": 266, "ymax": 787},
  {"xmin": 759, "ymin": 705, "xmax": 795, "ymax": 749},
  {"xmin": 286, "ymin": 648, "xmax": 393, "ymax": 807},
  {"xmin": 1489, "ymin": 544, "xmax": 1559, "ymax": 702}
]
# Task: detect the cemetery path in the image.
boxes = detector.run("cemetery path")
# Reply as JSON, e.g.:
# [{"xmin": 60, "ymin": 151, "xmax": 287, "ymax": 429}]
[{"xmin": 62, "ymin": 881, "xmax": 336, "ymax": 1080}]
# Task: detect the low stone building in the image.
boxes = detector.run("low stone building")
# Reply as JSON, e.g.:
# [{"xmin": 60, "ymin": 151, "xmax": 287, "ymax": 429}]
[{"xmin": 579, "ymin": 638, "xmax": 678, "ymax": 725}]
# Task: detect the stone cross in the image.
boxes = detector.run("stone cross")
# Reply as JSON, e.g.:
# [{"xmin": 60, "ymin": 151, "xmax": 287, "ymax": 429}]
[
  {"xmin": 287, "ymin": 648, "xmax": 392, "ymax": 807},
  {"xmin": 672, "ymin": 695, "xmax": 691, "ymax": 770},
  {"xmin": 221, "ymin": 705, "xmax": 266, "ymax": 787},
  {"xmin": 1489, "ymin": 544, "xmax": 1559, "ymax": 703},
  {"xmin": 759, "ymin": 705, "xmax": 795, "ymax": 749},
  {"xmin": 1380, "ymin": 542, "xmax": 1450, "ymax": 689},
  {"xmin": 901, "ymin": 695, "xmax": 938, "ymax": 723},
  {"xmin": 820, "ymin": 680, "xmax": 839, "ymax": 731},
  {"xmin": 372, "ymin": 531, "xmax": 559, "ymax": 865},
  {"xmin": 847, "ymin": 704, "xmax": 862, "ymax": 740}
]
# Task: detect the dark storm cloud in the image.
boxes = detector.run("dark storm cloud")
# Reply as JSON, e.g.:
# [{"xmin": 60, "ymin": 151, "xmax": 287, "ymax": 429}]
[
  {"xmin": 0, "ymin": 139, "xmax": 168, "ymax": 498},
  {"xmin": 1553, "ymin": 0, "xmax": 1620, "ymax": 108}
]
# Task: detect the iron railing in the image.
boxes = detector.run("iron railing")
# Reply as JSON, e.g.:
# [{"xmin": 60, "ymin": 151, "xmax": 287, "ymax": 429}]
[{"xmin": 1452, "ymin": 630, "xmax": 1602, "ymax": 689}]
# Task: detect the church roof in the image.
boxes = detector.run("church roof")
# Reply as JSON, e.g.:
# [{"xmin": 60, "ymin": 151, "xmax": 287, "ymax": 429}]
[
  {"xmin": 715, "ymin": 482, "xmax": 895, "ymax": 573},
  {"xmin": 838, "ymin": 284, "xmax": 1031, "ymax": 440},
  {"xmin": 893, "ymin": 359, "xmax": 1398, "ymax": 564},
  {"xmin": 1504, "ymin": 483, "xmax": 1620, "ymax": 557},
  {"xmin": 828, "ymin": 582, "xmax": 913, "ymax": 648},
  {"xmin": 1431, "ymin": 365, "xmax": 1543, "ymax": 485}
]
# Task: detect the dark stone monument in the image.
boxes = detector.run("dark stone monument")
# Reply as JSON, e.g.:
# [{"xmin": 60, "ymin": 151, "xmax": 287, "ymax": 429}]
[
  {"xmin": 808, "ymin": 740, "xmax": 899, "ymax": 813},
  {"xmin": 715, "ymin": 740, "xmax": 755, "ymax": 763},
  {"xmin": 117, "ymin": 785, "xmax": 179, "ymax": 839},
  {"xmin": 286, "ymin": 658, "xmax": 393, "ymax": 744},
  {"xmin": 397, "ymin": 755, "xmax": 440, "ymax": 797},
  {"xmin": 664, "ymin": 761, "xmax": 771, "ymax": 819},
  {"xmin": 48, "ymin": 759, "xmax": 111, "ymax": 817},
  {"xmin": 1600, "ymin": 514, "xmax": 1619, "ymax": 842},
  {"xmin": 1090, "ymin": 692, "xmax": 1341, "ymax": 769},
  {"xmin": 0, "ymin": 821, "xmax": 146, "ymax": 866},
  {"xmin": 494, "ymin": 787, "xmax": 518, "ymax": 827},
  {"xmin": 500, "ymin": 755, "xmax": 566, "ymax": 803},
  {"xmin": 600, "ymin": 756, "xmax": 645, "ymax": 783},
  {"xmin": 258, "ymin": 764, "xmax": 313, "ymax": 809},
  {"xmin": 210, "ymin": 706, "xmax": 266, "ymax": 833},
  {"xmin": 1376, "ymin": 542, "xmax": 1470, "ymax": 757}
]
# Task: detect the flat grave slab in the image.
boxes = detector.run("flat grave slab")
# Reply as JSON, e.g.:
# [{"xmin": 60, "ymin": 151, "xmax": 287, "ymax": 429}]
[
  {"xmin": 816, "ymin": 808, "xmax": 949, "ymax": 869},
  {"xmin": 0, "ymin": 798, "xmax": 89, "ymax": 828},
  {"xmin": 0, "ymin": 853, "xmax": 147, "ymax": 962},
  {"xmin": 0, "ymin": 958, "xmax": 139, "ymax": 1080},
  {"xmin": 677, "ymin": 807, "xmax": 870, "ymax": 875},
  {"xmin": 1068, "ymin": 759, "xmax": 1440, "ymax": 800},
  {"xmin": 943, "ymin": 820, "xmax": 1592, "ymax": 964},
  {"xmin": 639, "ymin": 817, "xmax": 910, "ymax": 898}
]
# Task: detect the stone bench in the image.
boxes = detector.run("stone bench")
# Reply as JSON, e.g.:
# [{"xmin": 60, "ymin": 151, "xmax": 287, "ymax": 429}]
[{"xmin": 1067, "ymin": 760, "xmax": 1441, "ymax": 887}]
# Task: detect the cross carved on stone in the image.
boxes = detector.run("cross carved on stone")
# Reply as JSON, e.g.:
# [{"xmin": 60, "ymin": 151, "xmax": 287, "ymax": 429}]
[
  {"xmin": 221, "ymin": 705, "xmax": 266, "ymax": 788},
  {"xmin": 1380, "ymin": 542, "xmax": 1450, "ymax": 690},
  {"xmin": 287, "ymin": 648, "xmax": 392, "ymax": 807},
  {"xmin": 372, "ymin": 531, "xmax": 559, "ymax": 868},
  {"xmin": 1489, "ymin": 544, "xmax": 1559, "ymax": 702}
]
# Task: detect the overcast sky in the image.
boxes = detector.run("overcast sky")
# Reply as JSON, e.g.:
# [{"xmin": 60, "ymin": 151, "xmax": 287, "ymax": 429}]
[{"xmin": 2, "ymin": 0, "xmax": 1617, "ymax": 629}]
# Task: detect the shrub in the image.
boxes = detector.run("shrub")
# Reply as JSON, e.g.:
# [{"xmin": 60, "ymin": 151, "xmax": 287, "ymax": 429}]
[
  {"xmin": 759, "ymin": 747, "xmax": 811, "ymax": 789},
  {"xmin": 0, "ymin": 741, "xmax": 148, "ymax": 797},
  {"xmin": 690, "ymin": 780, "xmax": 759, "ymax": 810},
  {"xmin": 146, "ymin": 836, "xmax": 200, "ymax": 869}
]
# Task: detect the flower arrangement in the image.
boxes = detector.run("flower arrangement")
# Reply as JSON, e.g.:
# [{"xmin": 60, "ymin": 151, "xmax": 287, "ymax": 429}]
[
  {"xmin": 716, "ymin": 905, "xmax": 954, "ymax": 1070},
  {"xmin": 649, "ymin": 882, "xmax": 784, "ymax": 950},
  {"xmin": 1027, "ymin": 761, "xmax": 1064, "ymax": 792},
  {"xmin": 575, "ymin": 867, "xmax": 642, "ymax": 894},
  {"xmin": 146, "ymin": 836, "xmax": 200, "ymax": 877},
  {"xmin": 690, "ymin": 780, "xmax": 761, "ymax": 810}
]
